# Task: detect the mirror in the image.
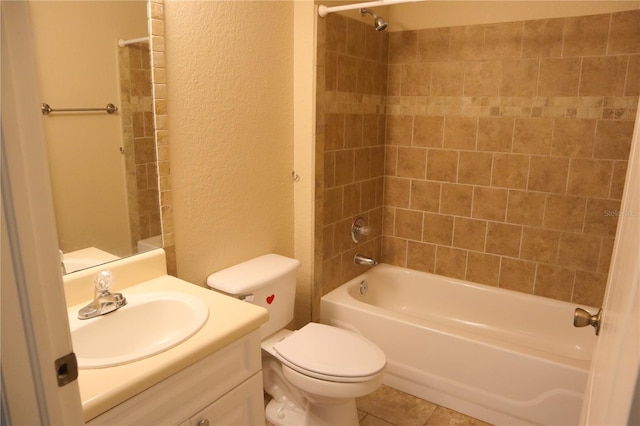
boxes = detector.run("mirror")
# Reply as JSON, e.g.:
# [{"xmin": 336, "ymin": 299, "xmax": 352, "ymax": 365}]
[{"xmin": 28, "ymin": 0, "xmax": 163, "ymax": 273}]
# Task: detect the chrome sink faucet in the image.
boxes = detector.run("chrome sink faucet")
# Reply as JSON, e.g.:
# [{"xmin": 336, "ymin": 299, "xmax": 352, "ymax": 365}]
[
  {"xmin": 78, "ymin": 270, "xmax": 127, "ymax": 320},
  {"xmin": 354, "ymin": 253, "xmax": 378, "ymax": 267}
]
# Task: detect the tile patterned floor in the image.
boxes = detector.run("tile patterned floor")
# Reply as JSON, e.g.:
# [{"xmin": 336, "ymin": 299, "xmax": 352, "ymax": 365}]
[
  {"xmin": 356, "ymin": 385, "xmax": 493, "ymax": 426},
  {"xmin": 266, "ymin": 384, "xmax": 493, "ymax": 426}
]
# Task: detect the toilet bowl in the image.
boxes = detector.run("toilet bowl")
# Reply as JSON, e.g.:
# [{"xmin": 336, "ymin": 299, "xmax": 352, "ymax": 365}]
[{"xmin": 207, "ymin": 254, "xmax": 386, "ymax": 426}]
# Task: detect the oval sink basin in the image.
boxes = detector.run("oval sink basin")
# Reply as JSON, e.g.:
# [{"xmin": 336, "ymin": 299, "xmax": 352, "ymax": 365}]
[{"xmin": 68, "ymin": 291, "xmax": 209, "ymax": 369}]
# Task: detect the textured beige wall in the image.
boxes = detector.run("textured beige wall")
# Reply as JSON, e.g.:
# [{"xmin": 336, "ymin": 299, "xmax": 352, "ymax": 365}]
[
  {"xmin": 388, "ymin": 1, "xmax": 640, "ymax": 30},
  {"xmin": 165, "ymin": 1, "xmax": 295, "ymax": 286},
  {"xmin": 29, "ymin": 1, "xmax": 148, "ymax": 256}
]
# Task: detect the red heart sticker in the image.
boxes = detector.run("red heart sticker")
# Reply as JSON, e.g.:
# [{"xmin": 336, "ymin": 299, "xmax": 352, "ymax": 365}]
[{"xmin": 266, "ymin": 294, "xmax": 275, "ymax": 305}]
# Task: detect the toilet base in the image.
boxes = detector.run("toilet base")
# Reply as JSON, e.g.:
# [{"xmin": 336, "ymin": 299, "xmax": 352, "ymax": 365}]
[{"xmin": 265, "ymin": 397, "xmax": 359, "ymax": 426}]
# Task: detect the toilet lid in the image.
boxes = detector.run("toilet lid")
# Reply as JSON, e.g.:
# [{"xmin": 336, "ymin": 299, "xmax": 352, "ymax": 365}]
[{"xmin": 273, "ymin": 323, "xmax": 386, "ymax": 382}]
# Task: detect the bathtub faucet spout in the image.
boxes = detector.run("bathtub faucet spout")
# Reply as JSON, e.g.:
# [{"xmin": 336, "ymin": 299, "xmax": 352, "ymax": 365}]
[{"xmin": 354, "ymin": 253, "xmax": 378, "ymax": 267}]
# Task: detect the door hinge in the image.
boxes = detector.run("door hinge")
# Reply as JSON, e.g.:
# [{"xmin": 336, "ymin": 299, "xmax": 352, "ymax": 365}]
[{"xmin": 54, "ymin": 352, "xmax": 78, "ymax": 387}]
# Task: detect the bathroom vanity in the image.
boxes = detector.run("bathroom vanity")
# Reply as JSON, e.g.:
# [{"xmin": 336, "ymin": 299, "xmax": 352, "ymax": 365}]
[{"xmin": 63, "ymin": 249, "xmax": 268, "ymax": 425}]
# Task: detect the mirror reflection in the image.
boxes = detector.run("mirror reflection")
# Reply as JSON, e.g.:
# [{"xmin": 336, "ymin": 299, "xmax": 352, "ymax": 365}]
[{"xmin": 28, "ymin": 0, "xmax": 162, "ymax": 273}]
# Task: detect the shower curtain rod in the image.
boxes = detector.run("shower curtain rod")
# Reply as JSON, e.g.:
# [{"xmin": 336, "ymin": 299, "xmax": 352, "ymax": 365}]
[
  {"xmin": 117, "ymin": 36, "xmax": 149, "ymax": 47},
  {"xmin": 318, "ymin": 0, "xmax": 424, "ymax": 17}
]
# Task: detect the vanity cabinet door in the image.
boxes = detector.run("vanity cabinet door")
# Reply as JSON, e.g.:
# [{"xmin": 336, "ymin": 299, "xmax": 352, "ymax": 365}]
[{"xmin": 181, "ymin": 372, "xmax": 264, "ymax": 426}]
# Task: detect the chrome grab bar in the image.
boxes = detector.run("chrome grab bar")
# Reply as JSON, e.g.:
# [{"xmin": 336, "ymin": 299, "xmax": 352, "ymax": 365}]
[{"xmin": 41, "ymin": 102, "xmax": 118, "ymax": 115}]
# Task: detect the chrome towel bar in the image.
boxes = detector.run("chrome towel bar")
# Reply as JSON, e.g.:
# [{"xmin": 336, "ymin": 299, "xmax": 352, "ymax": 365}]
[{"xmin": 41, "ymin": 103, "xmax": 118, "ymax": 115}]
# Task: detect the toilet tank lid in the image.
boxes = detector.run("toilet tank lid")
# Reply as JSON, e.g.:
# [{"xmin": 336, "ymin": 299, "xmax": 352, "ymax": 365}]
[{"xmin": 206, "ymin": 254, "xmax": 301, "ymax": 294}]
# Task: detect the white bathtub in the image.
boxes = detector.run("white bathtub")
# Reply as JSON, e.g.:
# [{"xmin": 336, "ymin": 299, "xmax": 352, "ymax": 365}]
[{"xmin": 320, "ymin": 264, "xmax": 597, "ymax": 425}]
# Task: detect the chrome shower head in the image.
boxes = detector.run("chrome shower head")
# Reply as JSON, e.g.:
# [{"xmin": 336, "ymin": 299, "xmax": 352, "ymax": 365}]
[{"xmin": 360, "ymin": 8, "xmax": 388, "ymax": 31}]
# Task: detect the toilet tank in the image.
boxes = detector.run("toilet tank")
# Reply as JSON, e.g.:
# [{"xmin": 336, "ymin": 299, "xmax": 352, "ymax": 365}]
[{"xmin": 206, "ymin": 254, "xmax": 301, "ymax": 339}]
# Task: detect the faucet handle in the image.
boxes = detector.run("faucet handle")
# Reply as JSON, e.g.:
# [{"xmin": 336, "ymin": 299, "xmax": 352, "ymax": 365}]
[{"xmin": 94, "ymin": 270, "xmax": 113, "ymax": 295}]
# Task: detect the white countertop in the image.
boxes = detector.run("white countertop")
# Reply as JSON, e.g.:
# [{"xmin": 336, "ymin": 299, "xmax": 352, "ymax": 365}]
[{"xmin": 71, "ymin": 275, "xmax": 268, "ymax": 422}]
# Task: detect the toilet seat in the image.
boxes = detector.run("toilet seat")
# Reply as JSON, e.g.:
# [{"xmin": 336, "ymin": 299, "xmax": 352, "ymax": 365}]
[{"xmin": 273, "ymin": 323, "xmax": 386, "ymax": 383}]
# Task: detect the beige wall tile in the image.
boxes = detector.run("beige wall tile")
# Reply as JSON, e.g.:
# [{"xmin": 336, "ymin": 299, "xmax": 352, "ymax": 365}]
[
  {"xmin": 423, "ymin": 213, "xmax": 454, "ymax": 245},
  {"xmin": 431, "ymin": 61, "xmax": 465, "ymax": 96},
  {"xmin": 337, "ymin": 54, "xmax": 358, "ymax": 92},
  {"xmin": 567, "ymin": 158, "xmax": 613, "ymax": 198},
  {"xmin": 528, "ymin": 156, "xmax": 569, "ymax": 193},
  {"xmin": 395, "ymin": 208, "xmax": 423, "ymax": 240},
  {"xmin": 506, "ymin": 190, "xmax": 545, "ymax": 226},
  {"xmin": 382, "ymin": 206, "xmax": 395, "ymax": 236},
  {"xmin": 440, "ymin": 183, "xmax": 473, "ymax": 216},
  {"xmin": 406, "ymin": 241, "xmax": 437, "ymax": 273},
  {"xmin": 355, "ymin": 148, "xmax": 372, "ymax": 181},
  {"xmin": 534, "ymin": 264, "xmax": 574, "ymax": 301},
  {"xmin": 563, "ymin": 14, "xmax": 610, "ymax": 57},
  {"xmin": 521, "ymin": 226, "xmax": 560, "ymax": 263},
  {"xmin": 389, "ymin": 30, "xmax": 418, "ymax": 64},
  {"xmin": 522, "ymin": 18, "xmax": 564, "ymax": 58},
  {"xmin": 361, "ymin": 178, "xmax": 378, "ymax": 210},
  {"xmin": 573, "ymin": 270, "xmax": 608, "ymax": 307},
  {"xmin": 325, "ymin": 113, "xmax": 344, "ymax": 151},
  {"xmin": 385, "ymin": 146, "xmax": 398, "ymax": 176},
  {"xmin": 594, "ymin": 119, "xmax": 635, "ymax": 160},
  {"xmin": 538, "ymin": 58, "xmax": 581, "ymax": 96},
  {"xmin": 608, "ymin": 9, "xmax": 640, "ymax": 55},
  {"xmin": 323, "ymin": 186, "xmax": 343, "ymax": 225},
  {"xmin": 453, "ymin": 217, "xmax": 487, "ymax": 251},
  {"xmin": 558, "ymin": 232, "xmax": 601, "ymax": 271},
  {"xmin": 473, "ymin": 186, "xmax": 508, "ymax": 221},
  {"xmin": 477, "ymin": 117, "xmax": 514, "ymax": 152},
  {"xmin": 397, "ymin": 147, "xmax": 427, "ymax": 179},
  {"xmin": 500, "ymin": 59, "xmax": 539, "ymax": 96},
  {"xmin": 326, "ymin": 13, "xmax": 347, "ymax": 54},
  {"xmin": 387, "ymin": 63, "xmax": 401, "ymax": 96},
  {"xmin": 382, "ymin": 236, "xmax": 408, "ymax": 266},
  {"xmin": 551, "ymin": 118, "xmax": 596, "ymax": 157},
  {"xmin": 610, "ymin": 161, "xmax": 628, "ymax": 199},
  {"xmin": 344, "ymin": 183, "xmax": 362, "ymax": 217},
  {"xmin": 543, "ymin": 194, "xmax": 586, "ymax": 232},
  {"xmin": 626, "ymin": 54, "xmax": 639, "ymax": 96},
  {"xmin": 402, "ymin": 63, "xmax": 431, "ymax": 96},
  {"xmin": 492, "ymin": 153, "xmax": 530, "ymax": 189},
  {"xmin": 464, "ymin": 60, "xmax": 500, "ymax": 96},
  {"xmin": 417, "ymin": 27, "xmax": 451, "ymax": 62},
  {"xmin": 345, "ymin": 114, "xmax": 364, "ymax": 148},
  {"xmin": 444, "ymin": 116, "xmax": 478, "ymax": 150},
  {"xmin": 499, "ymin": 258, "xmax": 536, "ymax": 293},
  {"xmin": 466, "ymin": 252, "xmax": 500, "ymax": 287},
  {"xmin": 335, "ymin": 150, "xmax": 354, "ymax": 185},
  {"xmin": 413, "ymin": 115, "xmax": 444, "ymax": 148},
  {"xmin": 346, "ymin": 18, "xmax": 365, "ymax": 57},
  {"xmin": 513, "ymin": 117, "xmax": 552, "ymax": 155},
  {"xmin": 599, "ymin": 237, "xmax": 615, "ymax": 273},
  {"xmin": 458, "ymin": 151, "xmax": 493, "ymax": 185},
  {"xmin": 322, "ymin": 152, "xmax": 334, "ymax": 189},
  {"xmin": 484, "ymin": 21, "xmax": 523, "ymax": 59},
  {"xmin": 427, "ymin": 149, "xmax": 458, "ymax": 182},
  {"xmin": 450, "ymin": 25, "xmax": 485, "ymax": 61},
  {"xmin": 435, "ymin": 246, "xmax": 468, "ymax": 280},
  {"xmin": 387, "ymin": 115, "xmax": 413, "ymax": 146},
  {"xmin": 410, "ymin": 180, "xmax": 440, "ymax": 212},
  {"xmin": 584, "ymin": 198, "xmax": 622, "ymax": 237},
  {"xmin": 486, "ymin": 222, "xmax": 522, "ymax": 257},
  {"xmin": 580, "ymin": 56, "xmax": 628, "ymax": 96},
  {"xmin": 385, "ymin": 177, "xmax": 411, "ymax": 208}
]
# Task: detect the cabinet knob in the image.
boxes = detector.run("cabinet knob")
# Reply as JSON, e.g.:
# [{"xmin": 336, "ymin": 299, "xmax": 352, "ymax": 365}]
[{"xmin": 197, "ymin": 420, "xmax": 210, "ymax": 426}]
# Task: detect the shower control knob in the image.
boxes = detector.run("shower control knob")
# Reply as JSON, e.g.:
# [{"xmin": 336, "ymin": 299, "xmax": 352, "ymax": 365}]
[
  {"xmin": 197, "ymin": 419, "xmax": 209, "ymax": 426},
  {"xmin": 573, "ymin": 307, "xmax": 602, "ymax": 336}
]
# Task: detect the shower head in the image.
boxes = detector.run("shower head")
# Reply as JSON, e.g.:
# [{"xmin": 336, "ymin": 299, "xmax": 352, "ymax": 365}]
[{"xmin": 360, "ymin": 8, "xmax": 388, "ymax": 31}]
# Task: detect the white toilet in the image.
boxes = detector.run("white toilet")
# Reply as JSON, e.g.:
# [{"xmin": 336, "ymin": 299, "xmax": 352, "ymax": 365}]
[{"xmin": 207, "ymin": 254, "xmax": 386, "ymax": 426}]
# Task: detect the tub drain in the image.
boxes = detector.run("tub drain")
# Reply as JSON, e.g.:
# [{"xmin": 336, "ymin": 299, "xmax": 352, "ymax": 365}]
[{"xmin": 359, "ymin": 280, "xmax": 368, "ymax": 295}]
